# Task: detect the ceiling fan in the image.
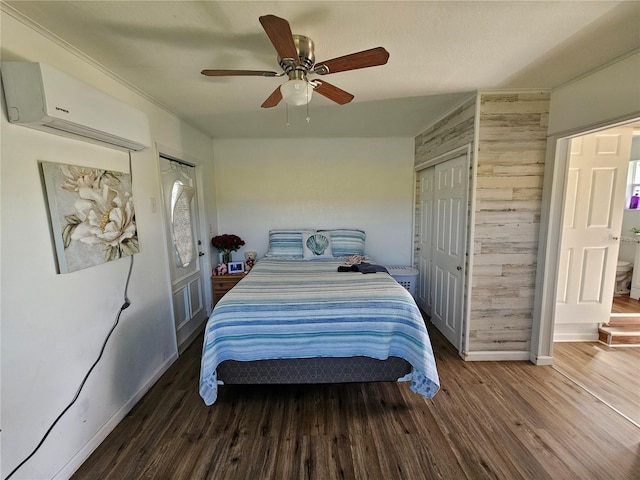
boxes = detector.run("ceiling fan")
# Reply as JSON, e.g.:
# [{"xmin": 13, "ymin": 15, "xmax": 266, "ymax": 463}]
[{"xmin": 201, "ymin": 14, "xmax": 389, "ymax": 108}]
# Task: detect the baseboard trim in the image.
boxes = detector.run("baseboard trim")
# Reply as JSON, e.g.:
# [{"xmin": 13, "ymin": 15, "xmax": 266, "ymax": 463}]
[
  {"xmin": 53, "ymin": 352, "xmax": 178, "ymax": 480},
  {"xmin": 553, "ymin": 332, "xmax": 599, "ymax": 342},
  {"xmin": 531, "ymin": 354, "xmax": 554, "ymax": 366},
  {"xmin": 462, "ymin": 350, "xmax": 531, "ymax": 362}
]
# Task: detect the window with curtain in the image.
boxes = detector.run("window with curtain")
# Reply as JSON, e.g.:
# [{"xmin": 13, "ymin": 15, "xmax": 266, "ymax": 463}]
[{"xmin": 170, "ymin": 180, "xmax": 196, "ymax": 267}]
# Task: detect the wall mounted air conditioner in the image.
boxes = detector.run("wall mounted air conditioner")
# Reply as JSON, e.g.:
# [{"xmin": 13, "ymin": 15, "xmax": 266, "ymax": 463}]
[{"xmin": 1, "ymin": 62, "xmax": 151, "ymax": 151}]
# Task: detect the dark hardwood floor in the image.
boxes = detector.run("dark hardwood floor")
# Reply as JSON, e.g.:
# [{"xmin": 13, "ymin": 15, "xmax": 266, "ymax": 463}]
[{"xmin": 72, "ymin": 324, "xmax": 640, "ymax": 480}]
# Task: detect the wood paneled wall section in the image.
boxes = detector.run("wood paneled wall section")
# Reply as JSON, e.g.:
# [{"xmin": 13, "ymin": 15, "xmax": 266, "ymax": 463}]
[
  {"xmin": 414, "ymin": 92, "xmax": 550, "ymax": 355},
  {"xmin": 471, "ymin": 92, "xmax": 550, "ymax": 352},
  {"xmin": 414, "ymin": 96, "xmax": 476, "ymax": 263}
]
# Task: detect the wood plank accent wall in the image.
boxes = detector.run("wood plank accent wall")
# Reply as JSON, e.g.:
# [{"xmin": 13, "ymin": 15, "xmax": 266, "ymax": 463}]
[
  {"xmin": 470, "ymin": 92, "xmax": 550, "ymax": 352},
  {"xmin": 414, "ymin": 96, "xmax": 476, "ymax": 263},
  {"xmin": 414, "ymin": 92, "xmax": 550, "ymax": 355}
]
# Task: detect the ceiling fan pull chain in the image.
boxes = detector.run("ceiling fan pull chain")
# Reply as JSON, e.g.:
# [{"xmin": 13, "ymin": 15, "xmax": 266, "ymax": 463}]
[
  {"xmin": 306, "ymin": 92, "xmax": 311, "ymax": 123},
  {"xmin": 286, "ymin": 103, "xmax": 290, "ymax": 127}
]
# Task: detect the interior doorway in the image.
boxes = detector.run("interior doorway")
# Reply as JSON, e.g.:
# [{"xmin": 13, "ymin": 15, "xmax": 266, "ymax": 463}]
[
  {"xmin": 612, "ymin": 126, "xmax": 640, "ymax": 317},
  {"xmin": 533, "ymin": 116, "xmax": 640, "ymax": 363},
  {"xmin": 607, "ymin": 127, "xmax": 640, "ymax": 346},
  {"xmin": 553, "ymin": 126, "xmax": 634, "ymax": 341}
]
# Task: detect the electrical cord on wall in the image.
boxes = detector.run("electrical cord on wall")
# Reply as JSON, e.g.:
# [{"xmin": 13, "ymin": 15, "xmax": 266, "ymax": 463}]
[{"xmin": 4, "ymin": 243, "xmax": 135, "ymax": 480}]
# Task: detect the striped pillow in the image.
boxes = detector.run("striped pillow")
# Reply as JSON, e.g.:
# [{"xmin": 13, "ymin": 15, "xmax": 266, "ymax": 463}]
[
  {"xmin": 266, "ymin": 229, "xmax": 315, "ymax": 257},
  {"xmin": 322, "ymin": 229, "xmax": 366, "ymax": 257}
]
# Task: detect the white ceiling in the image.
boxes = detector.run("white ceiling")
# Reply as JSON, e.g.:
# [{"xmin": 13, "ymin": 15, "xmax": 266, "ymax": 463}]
[{"xmin": 3, "ymin": 1, "xmax": 639, "ymax": 139}]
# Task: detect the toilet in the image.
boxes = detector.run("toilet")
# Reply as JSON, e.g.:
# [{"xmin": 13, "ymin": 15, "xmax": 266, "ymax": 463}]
[{"xmin": 615, "ymin": 261, "xmax": 633, "ymax": 295}]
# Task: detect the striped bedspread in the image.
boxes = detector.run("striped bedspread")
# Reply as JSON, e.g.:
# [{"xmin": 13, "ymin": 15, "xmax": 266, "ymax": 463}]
[{"xmin": 199, "ymin": 258, "xmax": 440, "ymax": 405}]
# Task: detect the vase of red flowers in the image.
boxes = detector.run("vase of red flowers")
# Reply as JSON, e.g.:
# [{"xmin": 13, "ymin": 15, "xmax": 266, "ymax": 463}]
[{"xmin": 211, "ymin": 233, "xmax": 245, "ymax": 264}]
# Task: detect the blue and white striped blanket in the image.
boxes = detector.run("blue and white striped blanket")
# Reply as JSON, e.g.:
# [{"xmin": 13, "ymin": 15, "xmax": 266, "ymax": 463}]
[{"xmin": 199, "ymin": 257, "xmax": 440, "ymax": 405}]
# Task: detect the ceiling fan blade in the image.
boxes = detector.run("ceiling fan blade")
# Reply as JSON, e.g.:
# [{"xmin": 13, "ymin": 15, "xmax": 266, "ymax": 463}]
[
  {"xmin": 313, "ymin": 80, "xmax": 354, "ymax": 105},
  {"xmin": 201, "ymin": 69, "xmax": 279, "ymax": 77},
  {"xmin": 261, "ymin": 86, "xmax": 283, "ymax": 108},
  {"xmin": 313, "ymin": 47, "xmax": 389, "ymax": 75},
  {"xmin": 259, "ymin": 15, "xmax": 298, "ymax": 65}
]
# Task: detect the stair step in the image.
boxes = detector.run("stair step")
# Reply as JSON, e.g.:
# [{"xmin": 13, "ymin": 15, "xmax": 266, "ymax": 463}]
[
  {"xmin": 608, "ymin": 315, "xmax": 640, "ymax": 326},
  {"xmin": 598, "ymin": 325, "xmax": 640, "ymax": 346}
]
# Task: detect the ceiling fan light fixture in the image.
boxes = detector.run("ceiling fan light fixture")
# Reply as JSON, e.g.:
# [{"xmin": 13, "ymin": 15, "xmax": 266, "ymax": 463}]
[{"xmin": 280, "ymin": 79, "xmax": 312, "ymax": 106}]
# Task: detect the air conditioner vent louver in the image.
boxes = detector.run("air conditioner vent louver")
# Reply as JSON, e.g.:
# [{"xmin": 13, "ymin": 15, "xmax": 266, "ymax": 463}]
[{"xmin": 43, "ymin": 118, "xmax": 149, "ymax": 151}]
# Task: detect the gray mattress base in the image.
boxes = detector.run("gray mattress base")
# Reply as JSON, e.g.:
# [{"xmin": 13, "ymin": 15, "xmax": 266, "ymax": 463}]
[{"xmin": 217, "ymin": 356, "xmax": 411, "ymax": 384}]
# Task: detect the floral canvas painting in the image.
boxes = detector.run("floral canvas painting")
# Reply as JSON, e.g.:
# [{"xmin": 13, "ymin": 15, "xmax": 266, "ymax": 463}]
[{"xmin": 40, "ymin": 161, "xmax": 139, "ymax": 273}]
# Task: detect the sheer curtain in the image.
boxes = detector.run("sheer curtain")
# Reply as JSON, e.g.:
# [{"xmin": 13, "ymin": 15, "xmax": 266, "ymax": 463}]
[{"xmin": 170, "ymin": 180, "xmax": 196, "ymax": 267}]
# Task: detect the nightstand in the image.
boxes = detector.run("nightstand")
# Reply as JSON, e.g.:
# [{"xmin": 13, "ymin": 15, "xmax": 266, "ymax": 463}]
[{"xmin": 212, "ymin": 273, "xmax": 246, "ymax": 306}]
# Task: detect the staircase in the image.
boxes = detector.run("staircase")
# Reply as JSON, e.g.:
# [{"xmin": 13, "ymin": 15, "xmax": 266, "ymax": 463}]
[{"xmin": 598, "ymin": 316, "xmax": 640, "ymax": 346}]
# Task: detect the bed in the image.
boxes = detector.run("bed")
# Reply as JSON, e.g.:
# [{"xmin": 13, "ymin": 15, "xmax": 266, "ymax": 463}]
[{"xmin": 199, "ymin": 229, "xmax": 440, "ymax": 405}]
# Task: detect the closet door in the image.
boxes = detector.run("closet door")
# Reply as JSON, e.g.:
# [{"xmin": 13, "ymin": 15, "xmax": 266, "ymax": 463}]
[
  {"xmin": 416, "ymin": 153, "xmax": 468, "ymax": 351},
  {"xmin": 417, "ymin": 167, "xmax": 435, "ymax": 315},
  {"xmin": 431, "ymin": 156, "xmax": 467, "ymax": 350}
]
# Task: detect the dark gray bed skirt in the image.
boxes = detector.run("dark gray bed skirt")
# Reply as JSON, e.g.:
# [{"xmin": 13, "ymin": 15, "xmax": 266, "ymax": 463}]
[{"xmin": 217, "ymin": 356, "xmax": 411, "ymax": 384}]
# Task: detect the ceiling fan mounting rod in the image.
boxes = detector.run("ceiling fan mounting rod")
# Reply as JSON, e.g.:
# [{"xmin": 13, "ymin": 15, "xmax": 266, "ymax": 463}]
[
  {"xmin": 278, "ymin": 34, "xmax": 315, "ymax": 73},
  {"xmin": 287, "ymin": 69, "xmax": 308, "ymax": 82}
]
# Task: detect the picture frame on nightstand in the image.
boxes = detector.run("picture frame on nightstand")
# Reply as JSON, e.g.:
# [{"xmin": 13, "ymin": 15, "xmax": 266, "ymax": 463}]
[{"xmin": 228, "ymin": 261, "xmax": 244, "ymax": 274}]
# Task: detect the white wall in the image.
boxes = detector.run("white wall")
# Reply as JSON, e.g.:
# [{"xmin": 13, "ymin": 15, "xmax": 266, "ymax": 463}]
[
  {"xmin": 547, "ymin": 51, "xmax": 640, "ymax": 135},
  {"xmin": 1, "ymin": 12, "xmax": 214, "ymax": 480},
  {"xmin": 212, "ymin": 138, "xmax": 415, "ymax": 266},
  {"xmin": 619, "ymin": 209, "xmax": 640, "ymax": 263}
]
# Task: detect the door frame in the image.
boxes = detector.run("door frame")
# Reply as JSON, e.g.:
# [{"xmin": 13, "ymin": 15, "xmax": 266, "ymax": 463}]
[
  {"xmin": 155, "ymin": 142, "xmax": 213, "ymax": 351},
  {"xmin": 414, "ymin": 143, "xmax": 473, "ymax": 357},
  {"xmin": 531, "ymin": 114, "xmax": 640, "ymax": 365}
]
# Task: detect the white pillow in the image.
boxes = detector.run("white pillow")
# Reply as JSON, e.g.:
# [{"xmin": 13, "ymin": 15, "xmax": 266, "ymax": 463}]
[{"xmin": 302, "ymin": 232, "xmax": 333, "ymax": 259}]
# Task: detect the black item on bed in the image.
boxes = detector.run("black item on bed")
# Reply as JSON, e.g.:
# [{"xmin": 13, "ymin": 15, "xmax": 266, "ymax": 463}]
[{"xmin": 337, "ymin": 262, "xmax": 389, "ymax": 274}]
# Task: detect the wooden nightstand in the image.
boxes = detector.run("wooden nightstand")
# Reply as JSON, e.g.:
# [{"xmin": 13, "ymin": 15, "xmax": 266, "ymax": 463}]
[{"xmin": 212, "ymin": 273, "xmax": 246, "ymax": 306}]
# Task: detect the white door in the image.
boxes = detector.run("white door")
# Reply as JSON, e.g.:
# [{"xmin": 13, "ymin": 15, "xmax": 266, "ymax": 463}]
[
  {"xmin": 416, "ymin": 167, "xmax": 435, "ymax": 316},
  {"xmin": 160, "ymin": 156, "xmax": 207, "ymax": 351},
  {"xmin": 431, "ymin": 156, "xmax": 467, "ymax": 349},
  {"xmin": 416, "ymin": 154, "xmax": 468, "ymax": 350},
  {"xmin": 555, "ymin": 128, "xmax": 633, "ymax": 325}
]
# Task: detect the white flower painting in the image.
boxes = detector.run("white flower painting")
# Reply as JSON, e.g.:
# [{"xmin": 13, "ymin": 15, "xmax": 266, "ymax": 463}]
[{"xmin": 41, "ymin": 161, "xmax": 139, "ymax": 273}]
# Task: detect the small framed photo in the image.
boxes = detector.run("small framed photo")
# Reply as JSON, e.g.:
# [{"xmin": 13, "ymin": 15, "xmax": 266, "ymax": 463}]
[{"xmin": 228, "ymin": 261, "xmax": 244, "ymax": 274}]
